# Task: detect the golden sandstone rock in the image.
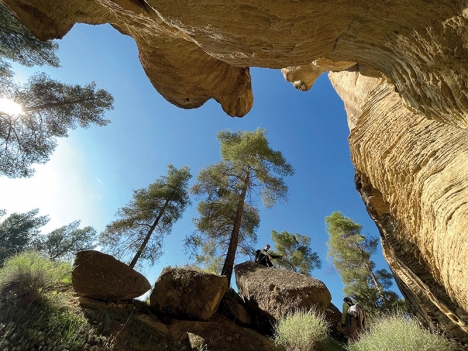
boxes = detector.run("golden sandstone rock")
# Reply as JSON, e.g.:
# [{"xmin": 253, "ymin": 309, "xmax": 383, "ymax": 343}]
[{"xmin": 4, "ymin": 0, "xmax": 468, "ymax": 342}]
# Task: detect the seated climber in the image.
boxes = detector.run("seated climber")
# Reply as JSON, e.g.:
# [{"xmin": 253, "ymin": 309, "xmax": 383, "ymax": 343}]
[{"xmin": 255, "ymin": 244, "xmax": 283, "ymax": 267}]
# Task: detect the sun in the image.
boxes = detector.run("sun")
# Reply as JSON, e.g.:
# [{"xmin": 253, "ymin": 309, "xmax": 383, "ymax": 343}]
[{"xmin": 0, "ymin": 98, "xmax": 23, "ymax": 115}]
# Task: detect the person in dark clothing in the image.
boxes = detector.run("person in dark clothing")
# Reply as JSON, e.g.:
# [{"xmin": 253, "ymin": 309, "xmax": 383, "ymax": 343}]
[
  {"xmin": 341, "ymin": 296, "xmax": 366, "ymax": 342},
  {"xmin": 255, "ymin": 244, "xmax": 283, "ymax": 267}
]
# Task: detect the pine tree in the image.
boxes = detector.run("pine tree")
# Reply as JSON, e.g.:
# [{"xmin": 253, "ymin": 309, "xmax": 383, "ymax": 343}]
[
  {"xmin": 0, "ymin": 72, "xmax": 114, "ymax": 178},
  {"xmin": 0, "ymin": 4, "xmax": 113, "ymax": 178},
  {"xmin": 100, "ymin": 164, "xmax": 191, "ymax": 269},
  {"xmin": 0, "ymin": 4, "xmax": 59, "ymax": 68},
  {"xmin": 33, "ymin": 221, "xmax": 97, "ymax": 261},
  {"xmin": 325, "ymin": 211, "xmax": 403, "ymax": 315},
  {"xmin": 188, "ymin": 128, "xmax": 293, "ymax": 283},
  {"xmin": 270, "ymin": 230, "xmax": 321, "ymax": 275},
  {"xmin": 0, "ymin": 209, "xmax": 49, "ymax": 266}
]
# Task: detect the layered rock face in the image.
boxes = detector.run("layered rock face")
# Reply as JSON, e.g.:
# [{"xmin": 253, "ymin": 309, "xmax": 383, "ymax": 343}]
[
  {"xmin": 330, "ymin": 68, "xmax": 468, "ymax": 341},
  {"xmin": 4, "ymin": 0, "xmax": 468, "ymax": 342}
]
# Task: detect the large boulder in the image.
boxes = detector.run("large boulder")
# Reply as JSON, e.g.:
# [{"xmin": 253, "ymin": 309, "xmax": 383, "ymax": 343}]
[
  {"xmin": 150, "ymin": 267, "xmax": 228, "ymax": 321},
  {"xmin": 235, "ymin": 261, "xmax": 331, "ymax": 334},
  {"xmin": 72, "ymin": 250, "xmax": 151, "ymax": 300}
]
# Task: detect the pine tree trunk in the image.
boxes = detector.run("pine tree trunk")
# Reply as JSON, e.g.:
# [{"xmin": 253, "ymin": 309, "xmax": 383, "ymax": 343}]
[
  {"xmin": 129, "ymin": 200, "xmax": 168, "ymax": 269},
  {"xmin": 221, "ymin": 170, "xmax": 250, "ymax": 284},
  {"xmin": 366, "ymin": 261, "xmax": 387, "ymax": 304}
]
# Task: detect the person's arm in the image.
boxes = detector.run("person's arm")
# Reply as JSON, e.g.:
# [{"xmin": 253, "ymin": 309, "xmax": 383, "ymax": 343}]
[{"xmin": 269, "ymin": 252, "xmax": 283, "ymax": 259}]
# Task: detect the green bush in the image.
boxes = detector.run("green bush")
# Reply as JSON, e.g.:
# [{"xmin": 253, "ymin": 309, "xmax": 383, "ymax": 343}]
[
  {"xmin": 347, "ymin": 314, "xmax": 457, "ymax": 351},
  {"xmin": 273, "ymin": 308, "xmax": 330, "ymax": 351},
  {"xmin": 0, "ymin": 250, "xmax": 72, "ymax": 303},
  {"xmin": 0, "ymin": 251, "xmax": 113, "ymax": 350}
]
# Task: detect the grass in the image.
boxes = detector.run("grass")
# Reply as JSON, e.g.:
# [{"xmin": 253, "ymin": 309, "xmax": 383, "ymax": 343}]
[
  {"xmin": 0, "ymin": 251, "xmax": 113, "ymax": 350},
  {"xmin": 347, "ymin": 313, "xmax": 457, "ymax": 351},
  {"xmin": 273, "ymin": 308, "xmax": 331, "ymax": 351}
]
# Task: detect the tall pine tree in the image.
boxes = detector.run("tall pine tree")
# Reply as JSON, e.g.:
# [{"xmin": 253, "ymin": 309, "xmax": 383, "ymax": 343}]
[
  {"xmin": 188, "ymin": 128, "xmax": 293, "ymax": 283},
  {"xmin": 100, "ymin": 164, "xmax": 191, "ymax": 269},
  {"xmin": 326, "ymin": 211, "xmax": 404, "ymax": 315}
]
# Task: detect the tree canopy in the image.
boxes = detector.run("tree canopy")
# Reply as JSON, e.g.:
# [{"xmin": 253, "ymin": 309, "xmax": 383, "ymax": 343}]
[
  {"xmin": 0, "ymin": 72, "xmax": 114, "ymax": 178},
  {"xmin": 100, "ymin": 164, "xmax": 192, "ymax": 268},
  {"xmin": 325, "ymin": 211, "xmax": 404, "ymax": 315},
  {"xmin": 0, "ymin": 4, "xmax": 114, "ymax": 178},
  {"xmin": 33, "ymin": 220, "xmax": 97, "ymax": 261},
  {"xmin": 188, "ymin": 128, "xmax": 294, "ymax": 283},
  {"xmin": 0, "ymin": 209, "xmax": 48, "ymax": 266},
  {"xmin": 270, "ymin": 230, "xmax": 321, "ymax": 275}
]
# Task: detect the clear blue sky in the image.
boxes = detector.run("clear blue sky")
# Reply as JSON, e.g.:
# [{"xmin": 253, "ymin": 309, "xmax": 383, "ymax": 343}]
[{"xmin": 0, "ymin": 23, "xmax": 396, "ymax": 308}]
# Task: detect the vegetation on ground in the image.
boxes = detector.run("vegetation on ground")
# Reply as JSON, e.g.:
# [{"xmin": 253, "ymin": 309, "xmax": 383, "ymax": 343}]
[
  {"xmin": 0, "ymin": 251, "xmax": 113, "ymax": 350},
  {"xmin": 273, "ymin": 308, "xmax": 330, "ymax": 351},
  {"xmin": 0, "ymin": 209, "xmax": 98, "ymax": 266},
  {"xmin": 347, "ymin": 313, "xmax": 457, "ymax": 351}
]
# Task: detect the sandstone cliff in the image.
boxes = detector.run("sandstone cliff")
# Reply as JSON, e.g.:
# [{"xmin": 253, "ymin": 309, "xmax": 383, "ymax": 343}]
[{"xmin": 4, "ymin": 0, "xmax": 468, "ymax": 343}]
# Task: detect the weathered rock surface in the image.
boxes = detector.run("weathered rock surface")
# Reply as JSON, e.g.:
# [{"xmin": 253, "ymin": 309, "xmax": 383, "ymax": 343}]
[
  {"xmin": 150, "ymin": 267, "xmax": 228, "ymax": 321},
  {"xmin": 235, "ymin": 261, "xmax": 331, "ymax": 334},
  {"xmin": 72, "ymin": 250, "xmax": 151, "ymax": 300},
  {"xmin": 5, "ymin": 0, "xmax": 468, "ymax": 342},
  {"xmin": 218, "ymin": 287, "xmax": 252, "ymax": 326},
  {"xmin": 4, "ymin": 0, "xmax": 468, "ymax": 125},
  {"xmin": 330, "ymin": 68, "xmax": 468, "ymax": 342},
  {"xmin": 324, "ymin": 302, "xmax": 345, "ymax": 340}
]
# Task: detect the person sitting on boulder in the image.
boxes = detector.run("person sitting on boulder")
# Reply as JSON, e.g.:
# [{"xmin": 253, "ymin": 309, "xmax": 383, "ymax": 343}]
[{"xmin": 255, "ymin": 244, "xmax": 282, "ymax": 267}]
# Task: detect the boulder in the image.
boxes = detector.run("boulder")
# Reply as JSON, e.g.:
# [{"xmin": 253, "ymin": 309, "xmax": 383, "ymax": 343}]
[
  {"xmin": 235, "ymin": 261, "xmax": 331, "ymax": 334},
  {"xmin": 72, "ymin": 250, "xmax": 151, "ymax": 300},
  {"xmin": 324, "ymin": 302, "xmax": 345, "ymax": 340},
  {"xmin": 218, "ymin": 288, "xmax": 251, "ymax": 326},
  {"xmin": 150, "ymin": 267, "xmax": 228, "ymax": 321}
]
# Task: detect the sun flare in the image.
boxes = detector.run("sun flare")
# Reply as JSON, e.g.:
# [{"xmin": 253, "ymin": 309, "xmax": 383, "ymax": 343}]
[{"xmin": 0, "ymin": 98, "xmax": 23, "ymax": 115}]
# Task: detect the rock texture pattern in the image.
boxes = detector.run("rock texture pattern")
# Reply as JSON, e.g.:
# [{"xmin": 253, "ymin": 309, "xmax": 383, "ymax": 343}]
[
  {"xmin": 4, "ymin": 0, "xmax": 468, "ymax": 342},
  {"xmin": 72, "ymin": 250, "xmax": 151, "ymax": 300},
  {"xmin": 235, "ymin": 261, "xmax": 331, "ymax": 334},
  {"xmin": 330, "ymin": 67, "xmax": 468, "ymax": 342},
  {"xmin": 150, "ymin": 267, "xmax": 228, "ymax": 321}
]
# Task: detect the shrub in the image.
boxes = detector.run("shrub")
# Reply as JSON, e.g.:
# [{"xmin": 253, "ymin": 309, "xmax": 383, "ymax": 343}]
[
  {"xmin": 0, "ymin": 251, "xmax": 113, "ymax": 350},
  {"xmin": 0, "ymin": 250, "xmax": 72, "ymax": 305},
  {"xmin": 273, "ymin": 308, "xmax": 330, "ymax": 351},
  {"xmin": 347, "ymin": 313, "xmax": 457, "ymax": 351}
]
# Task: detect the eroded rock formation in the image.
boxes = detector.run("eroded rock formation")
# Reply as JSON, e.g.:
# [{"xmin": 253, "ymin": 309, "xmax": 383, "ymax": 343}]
[{"xmin": 4, "ymin": 0, "xmax": 468, "ymax": 343}]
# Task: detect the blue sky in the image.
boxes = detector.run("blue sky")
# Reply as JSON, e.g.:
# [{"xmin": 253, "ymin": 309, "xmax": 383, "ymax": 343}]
[{"xmin": 0, "ymin": 23, "xmax": 396, "ymax": 307}]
